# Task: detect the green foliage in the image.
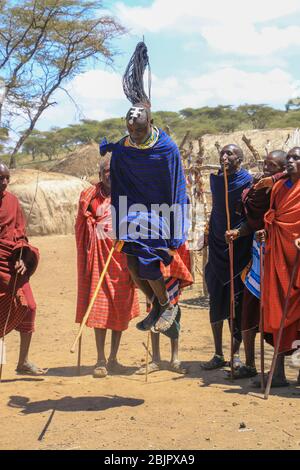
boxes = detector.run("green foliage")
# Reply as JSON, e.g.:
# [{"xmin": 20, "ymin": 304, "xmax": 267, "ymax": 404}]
[{"xmin": 16, "ymin": 104, "xmax": 300, "ymax": 162}]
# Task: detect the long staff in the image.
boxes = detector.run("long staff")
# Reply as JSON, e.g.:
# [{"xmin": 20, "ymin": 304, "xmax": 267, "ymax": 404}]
[
  {"xmin": 264, "ymin": 249, "xmax": 300, "ymax": 399},
  {"xmin": 70, "ymin": 242, "xmax": 123, "ymax": 366},
  {"xmin": 259, "ymin": 240, "xmax": 265, "ymax": 391},
  {"xmin": 223, "ymin": 165, "xmax": 235, "ymax": 381}
]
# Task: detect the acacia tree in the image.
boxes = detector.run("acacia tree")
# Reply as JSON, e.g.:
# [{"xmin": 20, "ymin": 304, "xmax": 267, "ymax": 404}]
[{"xmin": 0, "ymin": 0, "xmax": 125, "ymax": 167}]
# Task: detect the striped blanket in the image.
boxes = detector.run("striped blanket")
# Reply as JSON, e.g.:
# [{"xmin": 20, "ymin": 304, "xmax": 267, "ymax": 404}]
[{"xmin": 75, "ymin": 183, "xmax": 140, "ymax": 331}]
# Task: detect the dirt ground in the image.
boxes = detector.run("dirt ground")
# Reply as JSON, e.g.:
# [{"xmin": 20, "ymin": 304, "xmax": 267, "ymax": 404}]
[{"xmin": 0, "ymin": 235, "xmax": 300, "ymax": 450}]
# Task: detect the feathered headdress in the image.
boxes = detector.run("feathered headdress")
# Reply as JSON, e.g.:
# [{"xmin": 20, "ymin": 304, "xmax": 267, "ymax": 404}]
[{"xmin": 122, "ymin": 41, "xmax": 151, "ymax": 108}]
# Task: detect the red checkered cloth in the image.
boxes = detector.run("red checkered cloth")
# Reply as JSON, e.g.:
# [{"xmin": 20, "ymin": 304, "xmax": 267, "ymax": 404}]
[
  {"xmin": 0, "ymin": 192, "xmax": 39, "ymax": 337},
  {"xmin": 75, "ymin": 184, "xmax": 140, "ymax": 331},
  {"xmin": 160, "ymin": 242, "xmax": 193, "ymax": 294}
]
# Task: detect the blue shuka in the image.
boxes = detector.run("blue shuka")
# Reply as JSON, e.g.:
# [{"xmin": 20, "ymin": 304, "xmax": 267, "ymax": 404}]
[
  {"xmin": 100, "ymin": 129, "xmax": 189, "ymax": 280},
  {"xmin": 205, "ymin": 168, "xmax": 253, "ymax": 328},
  {"xmin": 206, "ymin": 168, "xmax": 253, "ymax": 287}
]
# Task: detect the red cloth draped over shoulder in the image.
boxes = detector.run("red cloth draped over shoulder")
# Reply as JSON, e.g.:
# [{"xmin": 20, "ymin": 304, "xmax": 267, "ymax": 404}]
[
  {"xmin": 75, "ymin": 183, "xmax": 140, "ymax": 331},
  {"xmin": 0, "ymin": 191, "xmax": 39, "ymax": 337},
  {"xmin": 263, "ymin": 179, "xmax": 300, "ymax": 353},
  {"xmin": 160, "ymin": 243, "xmax": 193, "ymax": 289}
]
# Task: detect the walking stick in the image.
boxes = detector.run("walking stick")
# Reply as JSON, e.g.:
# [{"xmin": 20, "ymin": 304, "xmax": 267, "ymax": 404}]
[
  {"xmin": 77, "ymin": 336, "xmax": 82, "ymax": 376},
  {"xmin": 259, "ymin": 240, "xmax": 265, "ymax": 391},
  {"xmin": 145, "ymin": 331, "xmax": 150, "ymax": 383},
  {"xmin": 264, "ymin": 249, "xmax": 300, "ymax": 399},
  {"xmin": 70, "ymin": 241, "xmax": 123, "ymax": 357},
  {"xmin": 223, "ymin": 165, "xmax": 235, "ymax": 381}
]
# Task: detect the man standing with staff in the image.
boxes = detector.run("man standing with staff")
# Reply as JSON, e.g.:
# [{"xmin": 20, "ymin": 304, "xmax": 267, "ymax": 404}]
[
  {"xmin": 75, "ymin": 155, "xmax": 140, "ymax": 378},
  {"xmin": 200, "ymin": 145, "xmax": 253, "ymax": 371}
]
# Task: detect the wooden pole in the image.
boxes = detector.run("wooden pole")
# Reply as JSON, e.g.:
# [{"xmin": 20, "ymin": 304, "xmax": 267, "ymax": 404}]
[
  {"xmin": 223, "ymin": 165, "xmax": 235, "ymax": 381},
  {"xmin": 145, "ymin": 331, "xmax": 150, "ymax": 383},
  {"xmin": 264, "ymin": 250, "xmax": 300, "ymax": 399},
  {"xmin": 259, "ymin": 241, "xmax": 265, "ymax": 391},
  {"xmin": 77, "ymin": 336, "xmax": 82, "ymax": 376}
]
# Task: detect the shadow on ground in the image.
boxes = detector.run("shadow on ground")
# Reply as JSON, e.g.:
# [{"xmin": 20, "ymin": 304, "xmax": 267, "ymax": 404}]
[
  {"xmin": 179, "ymin": 296, "xmax": 209, "ymax": 309},
  {"xmin": 46, "ymin": 365, "xmax": 139, "ymax": 378},
  {"xmin": 7, "ymin": 395, "xmax": 144, "ymax": 414}
]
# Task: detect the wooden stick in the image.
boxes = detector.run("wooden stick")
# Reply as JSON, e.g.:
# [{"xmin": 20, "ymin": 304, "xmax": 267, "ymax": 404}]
[
  {"xmin": 70, "ymin": 243, "xmax": 118, "ymax": 354},
  {"xmin": 145, "ymin": 331, "xmax": 150, "ymax": 383},
  {"xmin": 223, "ymin": 165, "xmax": 235, "ymax": 381},
  {"xmin": 179, "ymin": 131, "xmax": 190, "ymax": 150},
  {"xmin": 77, "ymin": 336, "xmax": 82, "ymax": 376},
  {"xmin": 242, "ymin": 134, "xmax": 260, "ymax": 162},
  {"xmin": 259, "ymin": 241, "xmax": 265, "ymax": 391},
  {"xmin": 264, "ymin": 249, "xmax": 300, "ymax": 399}
]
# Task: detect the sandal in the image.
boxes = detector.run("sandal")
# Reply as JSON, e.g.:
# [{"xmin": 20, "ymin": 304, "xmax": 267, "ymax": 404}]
[
  {"xmin": 225, "ymin": 365, "xmax": 257, "ymax": 380},
  {"xmin": 136, "ymin": 299, "xmax": 160, "ymax": 331},
  {"xmin": 135, "ymin": 361, "xmax": 161, "ymax": 375},
  {"xmin": 250, "ymin": 373, "xmax": 290, "ymax": 388},
  {"xmin": 169, "ymin": 360, "xmax": 187, "ymax": 375},
  {"xmin": 199, "ymin": 354, "xmax": 226, "ymax": 370},
  {"xmin": 93, "ymin": 360, "xmax": 107, "ymax": 378},
  {"xmin": 16, "ymin": 362, "xmax": 48, "ymax": 376},
  {"xmin": 107, "ymin": 359, "xmax": 128, "ymax": 375},
  {"xmin": 152, "ymin": 304, "xmax": 179, "ymax": 333}
]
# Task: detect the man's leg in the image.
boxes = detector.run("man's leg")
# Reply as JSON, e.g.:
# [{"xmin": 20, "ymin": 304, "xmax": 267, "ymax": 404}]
[
  {"xmin": 135, "ymin": 332, "xmax": 161, "ymax": 375},
  {"xmin": 200, "ymin": 321, "xmax": 226, "ymax": 370},
  {"xmin": 109, "ymin": 331, "xmax": 122, "ymax": 362},
  {"xmin": 16, "ymin": 284, "xmax": 46, "ymax": 376},
  {"xmin": 251, "ymin": 352, "xmax": 289, "ymax": 387},
  {"xmin": 273, "ymin": 353, "xmax": 287, "ymax": 382},
  {"xmin": 127, "ymin": 255, "xmax": 154, "ymax": 300},
  {"xmin": 94, "ymin": 328, "xmax": 107, "ymax": 362},
  {"xmin": 93, "ymin": 328, "xmax": 107, "ymax": 378},
  {"xmin": 151, "ymin": 331, "xmax": 161, "ymax": 363},
  {"xmin": 16, "ymin": 332, "xmax": 45, "ymax": 375},
  {"xmin": 243, "ymin": 329, "xmax": 256, "ymax": 368},
  {"xmin": 169, "ymin": 338, "xmax": 187, "ymax": 374},
  {"xmin": 148, "ymin": 278, "xmax": 169, "ymax": 305}
]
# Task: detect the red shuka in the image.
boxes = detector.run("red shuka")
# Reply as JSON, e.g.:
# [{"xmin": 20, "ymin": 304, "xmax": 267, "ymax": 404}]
[
  {"xmin": 0, "ymin": 191, "xmax": 39, "ymax": 336},
  {"xmin": 75, "ymin": 184, "xmax": 140, "ymax": 331},
  {"xmin": 263, "ymin": 179, "xmax": 300, "ymax": 353}
]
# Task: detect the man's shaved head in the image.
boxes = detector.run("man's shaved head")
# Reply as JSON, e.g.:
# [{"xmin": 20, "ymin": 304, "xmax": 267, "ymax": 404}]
[
  {"xmin": 99, "ymin": 153, "xmax": 111, "ymax": 172},
  {"xmin": 0, "ymin": 161, "xmax": 9, "ymax": 173},
  {"xmin": 125, "ymin": 102, "xmax": 151, "ymax": 125},
  {"xmin": 0, "ymin": 161, "xmax": 10, "ymax": 195},
  {"xmin": 220, "ymin": 144, "xmax": 244, "ymax": 175},
  {"xmin": 126, "ymin": 102, "xmax": 152, "ymax": 145},
  {"xmin": 263, "ymin": 150, "xmax": 286, "ymax": 177},
  {"xmin": 220, "ymin": 144, "xmax": 244, "ymax": 161},
  {"xmin": 99, "ymin": 153, "xmax": 111, "ymax": 194}
]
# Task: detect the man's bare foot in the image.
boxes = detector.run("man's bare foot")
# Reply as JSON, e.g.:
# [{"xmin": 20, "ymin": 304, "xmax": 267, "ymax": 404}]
[
  {"xmin": 16, "ymin": 361, "xmax": 47, "ymax": 376},
  {"xmin": 135, "ymin": 361, "xmax": 161, "ymax": 375}
]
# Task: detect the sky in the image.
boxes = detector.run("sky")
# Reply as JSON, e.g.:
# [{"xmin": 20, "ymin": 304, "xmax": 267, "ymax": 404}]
[{"xmin": 38, "ymin": 0, "xmax": 300, "ymax": 130}]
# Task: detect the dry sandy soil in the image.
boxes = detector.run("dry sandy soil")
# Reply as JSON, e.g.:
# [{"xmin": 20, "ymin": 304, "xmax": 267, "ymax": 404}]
[{"xmin": 0, "ymin": 235, "xmax": 300, "ymax": 450}]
